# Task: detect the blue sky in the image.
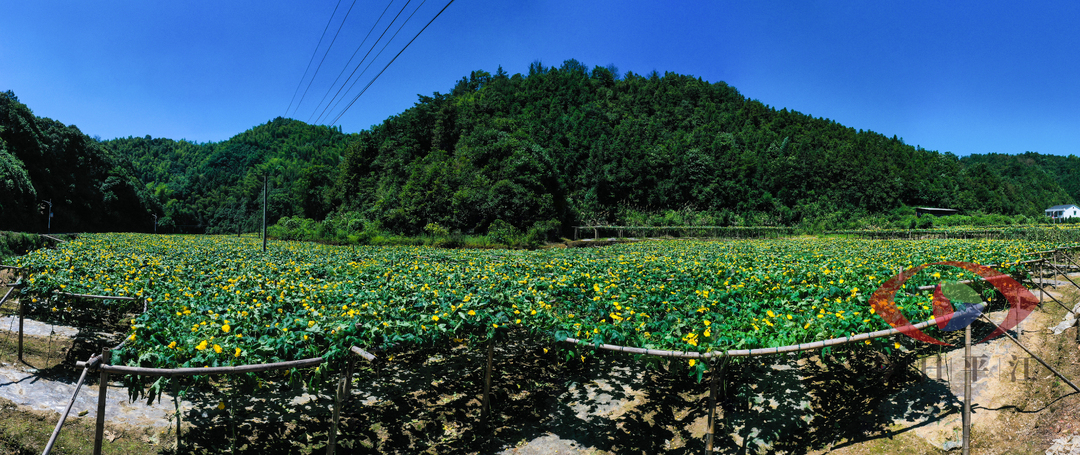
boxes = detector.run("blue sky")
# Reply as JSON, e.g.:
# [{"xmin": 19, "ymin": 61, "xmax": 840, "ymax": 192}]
[{"xmin": 2, "ymin": 1, "xmax": 1078, "ymax": 156}]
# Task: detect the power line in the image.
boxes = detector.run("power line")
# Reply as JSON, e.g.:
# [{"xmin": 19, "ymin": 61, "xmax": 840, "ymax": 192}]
[
  {"xmin": 321, "ymin": 0, "xmax": 425, "ymax": 124},
  {"xmin": 308, "ymin": 0, "xmax": 410, "ymax": 124},
  {"xmin": 330, "ymin": 0, "xmax": 455, "ymax": 126},
  {"xmin": 285, "ymin": 0, "xmax": 343, "ymax": 116},
  {"xmin": 305, "ymin": 0, "xmax": 397, "ymax": 124},
  {"xmin": 291, "ymin": 0, "xmax": 359, "ymax": 118},
  {"xmin": 317, "ymin": 0, "xmax": 426, "ymax": 124}
]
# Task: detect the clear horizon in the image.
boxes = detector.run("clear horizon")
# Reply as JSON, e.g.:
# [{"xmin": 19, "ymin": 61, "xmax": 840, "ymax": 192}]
[{"xmin": 2, "ymin": 1, "xmax": 1078, "ymax": 157}]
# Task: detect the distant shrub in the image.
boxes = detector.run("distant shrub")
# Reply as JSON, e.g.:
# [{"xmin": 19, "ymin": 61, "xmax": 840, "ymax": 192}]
[{"xmin": 0, "ymin": 231, "xmax": 49, "ymax": 263}]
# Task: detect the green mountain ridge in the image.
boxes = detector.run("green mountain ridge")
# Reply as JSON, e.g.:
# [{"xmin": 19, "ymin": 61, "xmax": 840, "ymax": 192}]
[
  {"xmin": 0, "ymin": 90, "xmax": 158, "ymax": 232},
  {"xmin": 2, "ymin": 60, "xmax": 1079, "ymax": 235}
]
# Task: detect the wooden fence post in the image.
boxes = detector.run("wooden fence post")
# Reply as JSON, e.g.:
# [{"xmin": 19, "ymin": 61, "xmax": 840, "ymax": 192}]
[
  {"xmin": 705, "ymin": 358, "xmax": 723, "ymax": 453},
  {"xmin": 17, "ymin": 298, "xmax": 24, "ymax": 362},
  {"xmin": 962, "ymin": 324, "xmax": 971, "ymax": 455},
  {"xmin": 345, "ymin": 355, "xmax": 355, "ymax": 402},
  {"xmin": 93, "ymin": 349, "xmax": 111, "ymax": 455},
  {"xmin": 173, "ymin": 380, "xmax": 182, "ymax": 453},
  {"xmin": 327, "ymin": 366, "xmax": 344, "ymax": 455},
  {"xmin": 481, "ymin": 338, "xmax": 494, "ymax": 424}
]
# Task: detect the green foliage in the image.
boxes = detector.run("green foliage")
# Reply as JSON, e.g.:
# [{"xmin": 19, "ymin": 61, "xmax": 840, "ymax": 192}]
[
  {"xmin": 423, "ymin": 222, "xmax": 449, "ymax": 236},
  {"xmin": 330, "ymin": 61, "xmax": 1078, "ymax": 234},
  {"xmin": 7, "ymin": 62, "xmax": 1080, "ymax": 237},
  {"xmin": 103, "ymin": 117, "xmax": 356, "ymax": 234},
  {"xmin": 0, "ymin": 91, "xmax": 158, "ymax": 232},
  {"xmin": 0, "ymin": 231, "xmax": 49, "ymax": 263},
  {"xmin": 15, "ymin": 234, "xmax": 1053, "ymax": 399}
]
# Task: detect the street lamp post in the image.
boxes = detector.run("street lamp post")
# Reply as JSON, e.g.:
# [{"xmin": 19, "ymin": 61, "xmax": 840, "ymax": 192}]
[
  {"xmin": 45, "ymin": 199, "xmax": 53, "ymax": 234},
  {"xmin": 262, "ymin": 174, "xmax": 268, "ymax": 252}
]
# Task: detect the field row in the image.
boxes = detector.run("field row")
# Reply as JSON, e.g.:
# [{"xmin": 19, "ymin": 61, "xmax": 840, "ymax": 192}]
[{"xmin": 15, "ymin": 235, "xmax": 1051, "ymax": 368}]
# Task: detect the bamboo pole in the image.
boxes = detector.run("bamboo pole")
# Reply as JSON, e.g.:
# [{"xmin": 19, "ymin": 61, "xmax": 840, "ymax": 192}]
[
  {"xmin": 705, "ymin": 358, "xmax": 722, "ymax": 453},
  {"xmin": 43, "ymin": 358, "xmax": 96, "ymax": 455},
  {"xmin": 481, "ymin": 338, "xmax": 494, "ymax": 424},
  {"xmin": 1045, "ymin": 257, "xmax": 1080, "ymax": 291},
  {"xmin": 978, "ymin": 313, "xmax": 1080, "ymax": 393},
  {"xmin": 1059, "ymin": 248, "xmax": 1080, "ymax": 280},
  {"xmin": 1063, "ymin": 249, "xmax": 1080, "ymax": 344},
  {"xmin": 344, "ymin": 356, "xmax": 355, "ymax": 403},
  {"xmin": 0, "ymin": 285, "xmax": 15, "ymax": 306},
  {"xmin": 561, "ymin": 307, "xmax": 959, "ymax": 359},
  {"xmin": 173, "ymin": 381, "xmax": 182, "ymax": 453},
  {"xmin": 18, "ymin": 298, "xmax": 24, "ymax": 362},
  {"xmin": 93, "ymin": 349, "xmax": 111, "ymax": 455},
  {"xmin": 349, "ymin": 346, "xmax": 376, "ymax": 362},
  {"xmin": 1038, "ymin": 258, "xmax": 1044, "ymax": 307},
  {"xmin": 99, "ymin": 357, "xmax": 324, "ymax": 377},
  {"xmin": 1027, "ymin": 273, "xmax": 1076, "ymax": 316},
  {"xmin": 229, "ymin": 394, "xmax": 237, "ymax": 454},
  {"xmin": 55, "ymin": 291, "xmax": 139, "ymax": 301},
  {"xmin": 327, "ymin": 368, "xmax": 344, "ymax": 455},
  {"xmin": 962, "ymin": 324, "xmax": 971, "ymax": 455}
]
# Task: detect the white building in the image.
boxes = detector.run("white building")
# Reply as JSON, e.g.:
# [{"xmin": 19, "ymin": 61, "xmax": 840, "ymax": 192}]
[{"xmin": 1045, "ymin": 204, "xmax": 1080, "ymax": 220}]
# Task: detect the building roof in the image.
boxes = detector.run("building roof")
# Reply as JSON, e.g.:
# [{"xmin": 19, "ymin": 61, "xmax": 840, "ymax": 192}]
[{"xmin": 1045, "ymin": 204, "xmax": 1079, "ymax": 211}]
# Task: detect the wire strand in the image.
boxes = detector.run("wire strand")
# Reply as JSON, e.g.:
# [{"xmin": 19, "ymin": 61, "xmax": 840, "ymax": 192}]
[
  {"xmin": 305, "ymin": 0, "xmax": 397, "ymax": 124},
  {"xmin": 330, "ymin": 0, "xmax": 454, "ymax": 126},
  {"xmin": 291, "ymin": 0, "xmax": 359, "ymax": 117},
  {"xmin": 318, "ymin": 0, "xmax": 422, "ymax": 124},
  {"xmin": 285, "ymin": 0, "xmax": 343, "ymax": 116}
]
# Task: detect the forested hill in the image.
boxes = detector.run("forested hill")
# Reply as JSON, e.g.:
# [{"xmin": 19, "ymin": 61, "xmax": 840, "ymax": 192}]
[
  {"xmin": 0, "ymin": 91, "xmax": 157, "ymax": 232},
  {"xmin": 958, "ymin": 152, "xmax": 1080, "ymax": 214},
  {"xmin": 330, "ymin": 61, "xmax": 1074, "ymax": 234},
  {"xmin": 4, "ymin": 60, "xmax": 1079, "ymax": 235},
  {"xmin": 105, "ymin": 118, "xmax": 356, "ymax": 233}
]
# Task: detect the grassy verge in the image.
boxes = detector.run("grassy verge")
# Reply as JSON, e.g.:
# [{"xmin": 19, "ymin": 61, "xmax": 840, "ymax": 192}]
[{"xmin": 0, "ymin": 397, "xmax": 172, "ymax": 455}]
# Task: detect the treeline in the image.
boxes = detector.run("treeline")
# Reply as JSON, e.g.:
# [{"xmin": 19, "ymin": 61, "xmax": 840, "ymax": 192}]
[
  {"xmin": 959, "ymin": 152, "xmax": 1080, "ymax": 210},
  {"xmin": 105, "ymin": 117, "xmax": 356, "ymax": 233},
  {"xmin": 330, "ymin": 60, "xmax": 1075, "ymax": 234},
  {"xmin": 0, "ymin": 91, "xmax": 157, "ymax": 233},
  {"xmin": 4, "ymin": 60, "xmax": 1080, "ymax": 238}
]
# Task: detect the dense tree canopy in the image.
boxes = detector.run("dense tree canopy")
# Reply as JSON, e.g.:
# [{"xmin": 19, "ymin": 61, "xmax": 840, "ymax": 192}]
[
  {"xmin": 106, "ymin": 117, "xmax": 356, "ymax": 233},
  {"xmin": 0, "ymin": 91, "xmax": 157, "ymax": 232},
  {"xmin": 330, "ymin": 60, "xmax": 1074, "ymax": 234},
  {"xmin": 3, "ymin": 61, "xmax": 1077, "ymax": 235}
]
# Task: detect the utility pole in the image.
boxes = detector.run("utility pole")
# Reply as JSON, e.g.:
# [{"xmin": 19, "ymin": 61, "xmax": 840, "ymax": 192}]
[
  {"xmin": 262, "ymin": 174, "xmax": 268, "ymax": 252},
  {"xmin": 45, "ymin": 199, "xmax": 53, "ymax": 234}
]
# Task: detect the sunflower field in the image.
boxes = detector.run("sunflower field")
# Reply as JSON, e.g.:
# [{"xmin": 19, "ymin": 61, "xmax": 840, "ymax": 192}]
[{"xmin": 13, "ymin": 234, "xmax": 1053, "ymax": 397}]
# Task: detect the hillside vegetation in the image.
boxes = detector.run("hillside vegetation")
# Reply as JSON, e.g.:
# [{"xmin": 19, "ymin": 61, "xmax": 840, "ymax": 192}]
[
  {"xmin": 0, "ymin": 91, "xmax": 157, "ymax": 232},
  {"xmin": 3, "ymin": 60, "xmax": 1080, "ymax": 236}
]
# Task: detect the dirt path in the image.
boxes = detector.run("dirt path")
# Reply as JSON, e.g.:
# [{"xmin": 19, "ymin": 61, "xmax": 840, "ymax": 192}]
[{"xmin": 0, "ymin": 316, "xmax": 186, "ymax": 429}]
